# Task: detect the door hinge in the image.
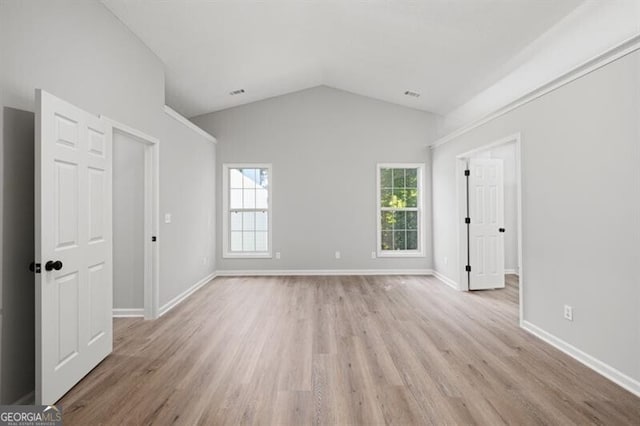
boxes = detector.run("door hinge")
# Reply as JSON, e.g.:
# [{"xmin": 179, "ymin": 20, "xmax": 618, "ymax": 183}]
[
  {"xmin": 152, "ymin": 236, "xmax": 157, "ymax": 242},
  {"xmin": 29, "ymin": 262, "xmax": 41, "ymax": 274},
  {"xmin": 465, "ymin": 217, "xmax": 471, "ymax": 224},
  {"xmin": 465, "ymin": 265, "xmax": 471, "ymax": 272},
  {"xmin": 464, "ymin": 169, "xmax": 470, "ymax": 176}
]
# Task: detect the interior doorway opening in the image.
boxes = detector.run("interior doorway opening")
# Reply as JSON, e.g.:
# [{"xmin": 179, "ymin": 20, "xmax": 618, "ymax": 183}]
[
  {"xmin": 105, "ymin": 118, "xmax": 159, "ymax": 320},
  {"xmin": 456, "ymin": 133, "xmax": 523, "ymax": 323}
]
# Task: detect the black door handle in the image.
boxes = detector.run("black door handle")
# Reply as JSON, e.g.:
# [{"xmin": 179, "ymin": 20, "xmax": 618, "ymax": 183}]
[
  {"xmin": 499, "ymin": 228, "xmax": 505, "ymax": 233},
  {"xmin": 45, "ymin": 260, "xmax": 63, "ymax": 271}
]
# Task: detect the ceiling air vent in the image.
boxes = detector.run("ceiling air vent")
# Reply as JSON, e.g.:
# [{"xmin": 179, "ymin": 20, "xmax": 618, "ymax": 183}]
[
  {"xmin": 404, "ymin": 90, "xmax": 420, "ymax": 98},
  {"xmin": 229, "ymin": 89, "xmax": 245, "ymax": 96}
]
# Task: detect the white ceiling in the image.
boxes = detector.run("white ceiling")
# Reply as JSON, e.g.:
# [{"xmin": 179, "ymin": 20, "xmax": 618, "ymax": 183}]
[{"xmin": 103, "ymin": 0, "xmax": 584, "ymax": 118}]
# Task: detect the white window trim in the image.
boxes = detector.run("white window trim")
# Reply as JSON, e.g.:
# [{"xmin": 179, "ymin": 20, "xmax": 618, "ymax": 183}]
[
  {"xmin": 376, "ymin": 163, "xmax": 425, "ymax": 258},
  {"xmin": 222, "ymin": 163, "xmax": 273, "ymax": 259}
]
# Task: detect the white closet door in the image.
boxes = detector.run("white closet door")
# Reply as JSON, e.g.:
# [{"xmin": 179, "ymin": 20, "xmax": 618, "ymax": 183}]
[
  {"xmin": 35, "ymin": 89, "xmax": 113, "ymax": 404},
  {"xmin": 468, "ymin": 158, "xmax": 505, "ymax": 290}
]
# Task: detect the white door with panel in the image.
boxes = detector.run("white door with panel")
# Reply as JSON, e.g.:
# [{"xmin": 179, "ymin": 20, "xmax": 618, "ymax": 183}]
[
  {"xmin": 468, "ymin": 158, "xmax": 505, "ymax": 290},
  {"xmin": 35, "ymin": 90, "xmax": 113, "ymax": 404}
]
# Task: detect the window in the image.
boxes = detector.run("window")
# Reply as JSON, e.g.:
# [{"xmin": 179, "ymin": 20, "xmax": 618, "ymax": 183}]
[
  {"xmin": 223, "ymin": 164, "xmax": 272, "ymax": 258},
  {"xmin": 377, "ymin": 164, "xmax": 424, "ymax": 257}
]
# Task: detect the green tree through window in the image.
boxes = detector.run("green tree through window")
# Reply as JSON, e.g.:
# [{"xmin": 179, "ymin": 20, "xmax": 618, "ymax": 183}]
[{"xmin": 378, "ymin": 165, "xmax": 422, "ymax": 254}]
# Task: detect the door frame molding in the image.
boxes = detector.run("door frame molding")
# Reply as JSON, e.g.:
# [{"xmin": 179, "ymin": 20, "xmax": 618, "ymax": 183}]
[
  {"xmin": 455, "ymin": 133, "xmax": 523, "ymax": 324},
  {"xmin": 102, "ymin": 117, "xmax": 160, "ymax": 320}
]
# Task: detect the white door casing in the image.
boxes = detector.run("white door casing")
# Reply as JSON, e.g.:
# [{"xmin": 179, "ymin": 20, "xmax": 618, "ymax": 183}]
[
  {"xmin": 35, "ymin": 90, "xmax": 113, "ymax": 404},
  {"xmin": 468, "ymin": 158, "xmax": 505, "ymax": 290},
  {"xmin": 104, "ymin": 117, "xmax": 160, "ymax": 320}
]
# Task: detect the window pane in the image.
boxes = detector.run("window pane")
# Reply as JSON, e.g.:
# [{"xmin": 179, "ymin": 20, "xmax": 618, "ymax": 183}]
[
  {"xmin": 255, "ymin": 211, "xmax": 268, "ymax": 231},
  {"xmin": 377, "ymin": 165, "xmax": 421, "ymax": 253},
  {"xmin": 406, "ymin": 168, "xmax": 418, "ymax": 188},
  {"xmin": 380, "ymin": 188, "xmax": 393, "ymax": 207},
  {"xmin": 230, "ymin": 168, "xmax": 243, "ymax": 189},
  {"xmin": 381, "ymin": 231, "xmax": 393, "ymax": 251},
  {"xmin": 393, "ymin": 230, "xmax": 406, "ymax": 250},
  {"xmin": 380, "ymin": 168, "xmax": 392, "ymax": 188},
  {"xmin": 230, "ymin": 211, "xmax": 242, "ymax": 231},
  {"xmin": 256, "ymin": 189, "xmax": 268, "ymax": 208},
  {"xmin": 393, "ymin": 188, "xmax": 407, "ymax": 208},
  {"xmin": 242, "ymin": 211, "xmax": 255, "ymax": 231},
  {"xmin": 242, "ymin": 169, "xmax": 258, "ymax": 188},
  {"xmin": 406, "ymin": 211, "xmax": 418, "ymax": 230},
  {"xmin": 255, "ymin": 231, "xmax": 268, "ymax": 251},
  {"xmin": 407, "ymin": 231, "xmax": 418, "ymax": 250},
  {"xmin": 243, "ymin": 189, "xmax": 256, "ymax": 208},
  {"xmin": 242, "ymin": 231, "xmax": 255, "ymax": 251},
  {"xmin": 381, "ymin": 211, "xmax": 394, "ymax": 230},
  {"xmin": 258, "ymin": 168, "xmax": 269, "ymax": 189},
  {"xmin": 230, "ymin": 231, "xmax": 242, "ymax": 251},
  {"xmin": 393, "ymin": 168, "xmax": 405, "ymax": 188},
  {"xmin": 406, "ymin": 189, "xmax": 418, "ymax": 208},
  {"xmin": 230, "ymin": 189, "xmax": 243, "ymax": 209},
  {"xmin": 393, "ymin": 211, "xmax": 406, "ymax": 230},
  {"xmin": 225, "ymin": 165, "xmax": 271, "ymax": 256}
]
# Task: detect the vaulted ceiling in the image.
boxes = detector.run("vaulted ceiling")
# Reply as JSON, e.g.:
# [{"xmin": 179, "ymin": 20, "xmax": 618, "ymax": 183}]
[{"xmin": 103, "ymin": 0, "xmax": 584, "ymax": 118}]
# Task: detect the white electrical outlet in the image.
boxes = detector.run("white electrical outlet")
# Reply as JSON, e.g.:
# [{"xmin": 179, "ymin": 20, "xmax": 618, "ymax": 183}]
[
  {"xmin": 164, "ymin": 213, "xmax": 172, "ymax": 224},
  {"xmin": 335, "ymin": 251, "xmax": 341, "ymax": 259},
  {"xmin": 371, "ymin": 251, "xmax": 376, "ymax": 259},
  {"xmin": 275, "ymin": 252, "xmax": 281, "ymax": 259},
  {"xmin": 444, "ymin": 256, "xmax": 448, "ymax": 265},
  {"xmin": 202, "ymin": 257, "xmax": 207, "ymax": 265},
  {"xmin": 564, "ymin": 305, "xmax": 573, "ymax": 321}
]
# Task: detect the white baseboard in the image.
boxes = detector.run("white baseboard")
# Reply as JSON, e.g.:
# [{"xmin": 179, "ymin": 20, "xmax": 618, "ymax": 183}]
[
  {"xmin": 12, "ymin": 391, "xmax": 35, "ymax": 405},
  {"xmin": 112, "ymin": 308, "xmax": 144, "ymax": 318},
  {"xmin": 215, "ymin": 269, "xmax": 433, "ymax": 277},
  {"xmin": 522, "ymin": 321, "xmax": 640, "ymax": 397},
  {"xmin": 159, "ymin": 272, "xmax": 216, "ymax": 317},
  {"xmin": 505, "ymin": 269, "xmax": 520, "ymax": 276},
  {"xmin": 432, "ymin": 270, "xmax": 460, "ymax": 290}
]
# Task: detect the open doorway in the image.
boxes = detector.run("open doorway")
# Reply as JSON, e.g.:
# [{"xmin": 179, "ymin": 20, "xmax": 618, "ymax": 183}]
[
  {"xmin": 104, "ymin": 118, "xmax": 159, "ymax": 320},
  {"xmin": 456, "ymin": 133, "xmax": 523, "ymax": 322}
]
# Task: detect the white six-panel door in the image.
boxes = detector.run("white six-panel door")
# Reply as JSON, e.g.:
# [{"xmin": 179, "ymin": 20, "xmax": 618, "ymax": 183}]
[
  {"xmin": 468, "ymin": 158, "xmax": 505, "ymax": 290},
  {"xmin": 35, "ymin": 90, "xmax": 113, "ymax": 404}
]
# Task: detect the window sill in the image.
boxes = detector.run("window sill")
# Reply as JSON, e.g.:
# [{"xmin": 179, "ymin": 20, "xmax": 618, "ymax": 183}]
[
  {"xmin": 377, "ymin": 251, "xmax": 425, "ymax": 258},
  {"xmin": 223, "ymin": 253, "xmax": 272, "ymax": 259}
]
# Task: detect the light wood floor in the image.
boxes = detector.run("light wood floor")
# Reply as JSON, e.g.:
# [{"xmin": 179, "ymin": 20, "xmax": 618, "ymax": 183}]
[{"xmin": 59, "ymin": 275, "xmax": 640, "ymax": 425}]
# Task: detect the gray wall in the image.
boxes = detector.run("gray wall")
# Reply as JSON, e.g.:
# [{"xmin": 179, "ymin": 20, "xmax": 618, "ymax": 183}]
[
  {"xmin": 468, "ymin": 142, "xmax": 519, "ymax": 272},
  {"xmin": 193, "ymin": 86, "xmax": 440, "ymax": 272},
  {"xmin": 1, "ymin": 107, "xmax": 35, "ymax": 405},
  {"xmin": 432, "ymin": 50, "xmax": 640, "ymax": 382},
  {"xmin": 113, "ymin": 132, "xmax": 145, "ymax": 310},
  {"xmin": 157, "ymin": 116, "xmax": 216, "ymax": 305},
  {"xmin": 0, "ymin": 0, "xmax": 216, "ymax": 403}
]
